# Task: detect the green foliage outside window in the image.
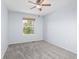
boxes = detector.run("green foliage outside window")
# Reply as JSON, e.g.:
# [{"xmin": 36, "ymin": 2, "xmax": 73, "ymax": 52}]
[{"xmin": 23, "ymin": 20, "xmax": 34, "ymax": 34}]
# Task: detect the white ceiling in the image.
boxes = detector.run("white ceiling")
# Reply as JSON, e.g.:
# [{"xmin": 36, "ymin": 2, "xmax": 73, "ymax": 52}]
[{"xmin": 4, "ymin": 0, "xmax": 76, "ymax": 16}]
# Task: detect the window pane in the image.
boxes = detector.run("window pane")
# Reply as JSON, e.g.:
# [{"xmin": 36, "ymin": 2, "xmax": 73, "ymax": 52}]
[{"xmin": 23, "ymin": 19, "xmax": 34, "ymax": 34}]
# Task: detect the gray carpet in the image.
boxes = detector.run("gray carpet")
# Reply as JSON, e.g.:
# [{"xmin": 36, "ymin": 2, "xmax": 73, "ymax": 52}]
[{"xmin": 3, "ymin": 40, "xmax": 77, "ymax": 59}]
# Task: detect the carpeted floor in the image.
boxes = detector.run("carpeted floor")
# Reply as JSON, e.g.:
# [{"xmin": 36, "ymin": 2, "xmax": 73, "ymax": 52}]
[{"xmin": 3, "ymin": 40, "xmax": 77, "ymax": 59}]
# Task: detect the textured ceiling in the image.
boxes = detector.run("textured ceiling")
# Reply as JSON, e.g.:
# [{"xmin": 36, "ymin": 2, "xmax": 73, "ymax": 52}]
[{"xmin": 5, "ymin": 0, "xmax": 76, "ymax": 16}]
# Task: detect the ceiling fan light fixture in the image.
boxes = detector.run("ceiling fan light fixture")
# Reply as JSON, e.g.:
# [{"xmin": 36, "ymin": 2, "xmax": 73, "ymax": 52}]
[
  {"xmin": 28, "ymin": 0, "xmax": 51, "ymax": 11},
  {"xmin": 37, "ymin": 5, "xmax": 41, "ymax": 8}
]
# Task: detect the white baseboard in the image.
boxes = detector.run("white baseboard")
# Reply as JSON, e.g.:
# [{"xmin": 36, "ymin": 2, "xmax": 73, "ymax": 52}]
[{"xmin": 8, "ymin": 39, "xmax": 43, "ymax": 45}]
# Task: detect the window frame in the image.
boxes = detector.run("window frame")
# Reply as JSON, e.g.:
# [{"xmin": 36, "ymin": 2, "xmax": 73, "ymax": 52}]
[{"xmin": 22, "ymin": 17, "xmax": 35, "ymax": 34}]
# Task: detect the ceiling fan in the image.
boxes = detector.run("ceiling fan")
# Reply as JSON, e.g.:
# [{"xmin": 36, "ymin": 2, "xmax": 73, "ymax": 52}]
[{"xmin": 28, "ymin": 0, "xmax": 51, "ymax": 11}]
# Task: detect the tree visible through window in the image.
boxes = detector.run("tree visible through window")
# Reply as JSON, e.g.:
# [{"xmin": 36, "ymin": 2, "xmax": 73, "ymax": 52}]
[{"xmin": 23, "ymin": 17, "xmax": 35, "ymax": 34}]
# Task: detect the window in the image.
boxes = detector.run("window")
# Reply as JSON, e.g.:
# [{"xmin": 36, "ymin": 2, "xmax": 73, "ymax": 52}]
[{"xmin": 23, "ymin": 17, "xmax": 35, "ymax": 34}]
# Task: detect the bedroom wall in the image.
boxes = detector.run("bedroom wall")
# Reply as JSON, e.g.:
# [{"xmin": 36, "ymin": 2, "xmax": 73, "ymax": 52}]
[
  {"xmin": 43, "ymin": 0, "xmax": 77, "ymax": 53},
  {"xmin": 1, "ymin": 0, "xmax": 9, "ymax": 58},
  {"xmin": 8, "ymin": 11, "xmax": 43, "ymax": 44}
]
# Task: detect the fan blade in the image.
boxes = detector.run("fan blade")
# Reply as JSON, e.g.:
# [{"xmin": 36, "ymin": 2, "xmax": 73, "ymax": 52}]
[
  {"xmin": 42, "ymin": 4, "xmax": 51, "ymax": 6},
  {"xmin": 37, "ymin": 0, "xmax": 41, "ymax": 3},
  {"xmin": 37, "ymin": 0, "xmax": 44, "ymax": 4},
  {"xmin": 39, "ymin": 0, "xmax": 44, "ymax": 4},
  {"xmin": 30, "ymin": 6, "xmax": 36, "ymax": 9},
  {"xmin": 28, "ymin": 1, "xmax": 36, "ymax": 4}
]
